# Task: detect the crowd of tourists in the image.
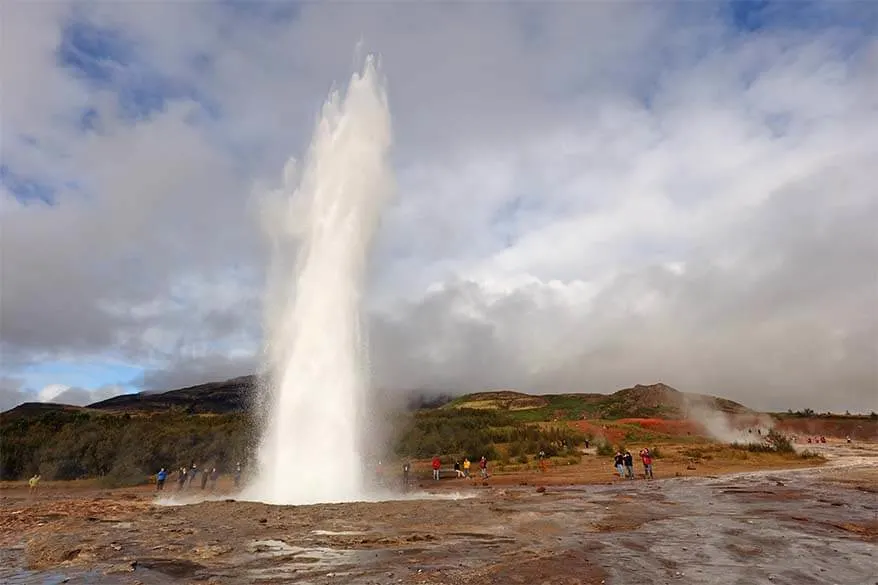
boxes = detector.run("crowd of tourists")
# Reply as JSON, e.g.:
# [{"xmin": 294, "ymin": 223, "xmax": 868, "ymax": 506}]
[
  {"xmin": 613, "ymin": 448, "xmax": 654, "ymax": 480},
  {"xmin": 154, "ymin": 461, "xmax": 243, "ymax": 492}
]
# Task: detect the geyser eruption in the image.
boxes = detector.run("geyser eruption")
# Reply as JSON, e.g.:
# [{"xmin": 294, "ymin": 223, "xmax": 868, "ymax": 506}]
[{"xmin": 249, "ymin": 56, "xmax": 393, "ymax": 505}]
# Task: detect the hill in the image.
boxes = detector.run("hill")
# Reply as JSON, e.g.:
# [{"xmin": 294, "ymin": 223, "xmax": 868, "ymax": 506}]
[
  {"xmin": 87, "ymin": 375, "xmax": 256, "ymax": 414},
  {"xmin": 1, "ymin": 378, "xmax": 750, "ymax": 422},
  {"xmin": 447, "ymin": 383, "xmax": 752, "ymax": 421},
  {"xmin": 1, "ymin": 402, "xmax": 100, "ymax": 422},
  {"xmin": 3, "ymin": 376, "xmax": 875, "ymax": 483}
]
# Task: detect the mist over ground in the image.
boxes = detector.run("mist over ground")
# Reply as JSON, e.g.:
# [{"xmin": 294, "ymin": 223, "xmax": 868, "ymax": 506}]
[{"xmin": 1, "ymin": 2, "xmax": 876, "ymax": 414}]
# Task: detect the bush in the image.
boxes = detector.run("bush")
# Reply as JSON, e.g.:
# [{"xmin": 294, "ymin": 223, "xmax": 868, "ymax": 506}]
[
  {"xmin": 99, "ymin": 460, "xmax": 150, "ymax": 488},
  {"xmin": 507, "ymin": 441, "xmax": 525, "ymax": 458},
  {"xmin": 596, "ymin": 441, "xmax": 615, "ymax": 457},
  {"xmin": 731, "ymin": 430, "xmax": 794, "ymax": 454},
  {"xmin": 731, "ymin": 442, "xmax": 774, "ymax": 453},
  {"xmin": 766, "ymin": 430, "xmax": 794, "ymax": 453},
  {"xmin": 517, "ymin": 454, "xmax": 529, "ymax": 464}
]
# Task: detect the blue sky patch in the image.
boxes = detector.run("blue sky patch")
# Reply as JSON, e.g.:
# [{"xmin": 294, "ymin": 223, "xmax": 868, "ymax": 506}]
[
  {"xmin": 0, "ymin": 165, "xmax": 55, "ymax": 205},
  {"xmin": 58, "ymin": 17, "xmax": 220, "ymax": 122},
  {"xmin": 19, "ymin": 360, "xmax": 142, "ymax": 395}
]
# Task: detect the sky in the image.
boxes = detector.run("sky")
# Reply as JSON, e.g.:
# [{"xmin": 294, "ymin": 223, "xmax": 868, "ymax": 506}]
[{"xmin": 1, "ymin": 1, "xmax": 876, "ymax": 414}]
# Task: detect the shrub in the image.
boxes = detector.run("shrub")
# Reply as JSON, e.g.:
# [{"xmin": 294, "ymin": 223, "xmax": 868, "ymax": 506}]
[
  {"xmin": 730, "ymin": 430, "xmax": 794, "ymax": 454},
  {"xmin": 766, "ymin": 430, "xmax": 794, "ymax": 453},
  {"xmin": 99, "ymin": 460, "xmax": 150, "ymax": 488},
  {"xmin": 596, "ymin": 441, "xmax": 615, "ymax": 457},
  {"xmin": 517, "ymin": 454, "xmax": 529, "ymax": 464},
  {"xmin": 731, "ymin": 442, "xmax": 774, "ymax": 453},
  {"xmin": 507, "ymin": 441, "xmax": 525, "ymax": 458}
]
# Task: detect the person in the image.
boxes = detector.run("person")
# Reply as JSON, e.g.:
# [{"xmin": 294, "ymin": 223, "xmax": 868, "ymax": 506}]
[
  {"xmin": 479, "ymin": 456, "xmax": 488, "ymax": 479},
  {"xmin": 585, "ymin": 439, "xmax": 590, "ymax": 449},
  {"xmin": 209, "ymin": 468, "xmax": 219, "ymax": 490},
  {"xmin": 188, "ymin": 463, "xmax": 198, "ymax": 488},
  {"xmin": 402, "ymin": 461, "xmax": 411, "ymax": 491},
  {"xmin": 623, "ymin": 451, "xmax": 634, "ymax": 479},
  {"xmin": 200, "ymin": 466, "xmax": 210, "ymax": 490},
  {"xmin": 432, "ymin": 455, "xmax": 441, "ymax": 480},
  {"xmin": 640, "ymin": 448, "xmax": 654, "ymax": 479},
  {"xmin": 177, "ymin": 467, "xmax": 187, "ymax": 490},
  {"xmin": 538, "ymin": 451, "xmax": 547, "ymax": 473},
  {"xmin": 234, "ymin": 462, "xmax": 243, "ymax": 488},
  {"xmin": 28, "ymin": 474, "xmax": 41, "ymax": 496},
  {"xmin": 462, "ymin": 458, "xmax": 471, "ymax": 478},
  {"xmin": 454, "ymin": 460, "xmax": 464, "ymax": 478},
  {"xmin": 156, "ymin": 468, "xmax": 168, "ymax": 491},
  {"xmin": 613, "ymin": 452, "xmax": 625, "ymax": 478}
]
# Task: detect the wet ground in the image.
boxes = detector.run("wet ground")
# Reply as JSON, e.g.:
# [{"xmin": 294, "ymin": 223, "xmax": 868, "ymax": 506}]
[{"xmin": 1, "ymin": 443, "xmax": 876, "ymax": 585}]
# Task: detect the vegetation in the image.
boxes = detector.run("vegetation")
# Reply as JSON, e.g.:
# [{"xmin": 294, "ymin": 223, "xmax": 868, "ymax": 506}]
[
  {"xmin": 1, "ymin": 406, "xmax": 586, "ymax": 484},
  {"xmin": 392, "ymin": 408, "xmax": 586, "ymax": 461},
  {"xmin": 730, "ymin": 429, "xmax": 795, "ymax": 454},
  {"xmin": 1, "ymin": 409, "xmax": 253, "ymax": 483}
]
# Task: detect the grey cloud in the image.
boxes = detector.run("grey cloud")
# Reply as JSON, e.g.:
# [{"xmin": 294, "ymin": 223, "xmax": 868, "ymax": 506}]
[
  {"xmin": 368, "ymin": 160, "xmax": 878, "ymax": 413},
  {"xmin": 50, "ymin": 385, "xmax": 123, "ymax": 407},
  {"xmin": 1, "ymin": 2, "xmax": 875, "ymax": 414},
  {"xmin": 136, "ymin": 354, "xmax": 258, "ymax": 393},
  {"xmin": 0, "ymin": 377, "xmax": 32, "ymax": 412}
]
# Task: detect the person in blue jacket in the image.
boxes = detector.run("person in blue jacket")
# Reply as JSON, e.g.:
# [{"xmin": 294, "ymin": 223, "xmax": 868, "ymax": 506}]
[{"xmin": 156, "ymin": 468, "xmax": 168, "ymax": 491}]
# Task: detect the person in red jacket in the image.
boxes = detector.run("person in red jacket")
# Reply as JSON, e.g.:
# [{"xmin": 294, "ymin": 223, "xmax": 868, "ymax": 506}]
[
  {"xmin": 639, "ymin": 448, "xmax": 654, "ymax": 479},
  {"xmin": 432, "ymin": 455, "xmax": 441, "ymax": 480}
]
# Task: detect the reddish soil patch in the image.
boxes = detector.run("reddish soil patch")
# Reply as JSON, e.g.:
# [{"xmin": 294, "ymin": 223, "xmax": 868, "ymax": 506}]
[
  {"xmin": 774, "ymin": 418, "xmax": 878, "ymax": 441},
  {"xmin": 615, "ymin": 418, "xmax": 705, "ymax": 436},
  {"xmin": 567, "ymin": 420, "xmax": 626, "ymax": 443}
]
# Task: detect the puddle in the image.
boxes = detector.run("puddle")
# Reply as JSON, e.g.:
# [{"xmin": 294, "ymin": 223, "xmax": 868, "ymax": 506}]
[
  {"xmin": 153, "ymin": 494, "xmax": 232, "ymax": 506},
  {"xmin": 243, "ymin": 540, "xmax": 384, "ymax": 581}
]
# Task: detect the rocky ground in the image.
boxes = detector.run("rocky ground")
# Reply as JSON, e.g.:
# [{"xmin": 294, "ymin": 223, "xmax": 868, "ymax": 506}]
[{"xmin": 1, "ymin": 442, "xmax": 876, "ymax": 585}]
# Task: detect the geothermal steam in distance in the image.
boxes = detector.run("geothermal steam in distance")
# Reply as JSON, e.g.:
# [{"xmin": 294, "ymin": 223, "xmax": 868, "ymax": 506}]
[{"xmin": 248, "ymin": 56, "xmax": 393, "ymax": 505}]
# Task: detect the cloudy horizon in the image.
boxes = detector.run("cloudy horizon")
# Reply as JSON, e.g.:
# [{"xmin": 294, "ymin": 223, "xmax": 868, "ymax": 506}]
[{"xmin": 2, "ymin": 1, "xmax": 876, "ymax": 414}]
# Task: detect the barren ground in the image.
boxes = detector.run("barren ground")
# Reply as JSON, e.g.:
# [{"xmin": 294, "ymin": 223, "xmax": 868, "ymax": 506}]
[{"xmin": 1, "ymin": 442, "xmax": 876, "ymax": 585}]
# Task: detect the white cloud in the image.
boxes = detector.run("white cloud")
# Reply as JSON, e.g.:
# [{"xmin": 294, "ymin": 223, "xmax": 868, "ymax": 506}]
[
  {"xmin": 37, "ymin": 384, "xmax": 70, "ymax": 403},
  {"xmin": 1, "ymin": 3, "xmax": 876, "ymax": 413},
  {"xmin": 33, "ymin": 383, "xmax": 121, "ymax": 406}
]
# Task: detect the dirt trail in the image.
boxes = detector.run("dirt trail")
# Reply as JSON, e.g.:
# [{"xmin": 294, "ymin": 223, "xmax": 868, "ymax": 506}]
[{"xmin": 2, "ymin": 444, "xmax": 876, "ymax": 585}]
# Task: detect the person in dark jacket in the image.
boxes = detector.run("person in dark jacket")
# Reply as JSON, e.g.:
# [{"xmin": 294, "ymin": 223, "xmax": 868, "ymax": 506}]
[
  {"xmin": 614, "ymin": 452, "xmax": 625, "ymax": 478},
  {"xmin": 623, "ymin": 451, "xmax": 634, "ymax": 479}
]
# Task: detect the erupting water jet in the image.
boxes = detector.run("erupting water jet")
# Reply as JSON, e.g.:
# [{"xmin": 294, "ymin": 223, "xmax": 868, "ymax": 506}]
[{"xmin": 247, "ymin": 56, "xmax": 394, "ymax": 505}]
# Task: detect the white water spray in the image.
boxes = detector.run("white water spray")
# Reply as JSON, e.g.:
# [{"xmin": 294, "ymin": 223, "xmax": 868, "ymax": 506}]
[{"xmin": 248, "ymin": 56, "xmax": 394, "ymax": 505}]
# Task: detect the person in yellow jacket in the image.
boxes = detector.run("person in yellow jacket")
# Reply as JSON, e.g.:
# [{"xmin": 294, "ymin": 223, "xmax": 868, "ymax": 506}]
[
  {"xmin": 462, "ymin": 458, "xmax": 471, "ymax": 478},
  {"xmin": 28, "ymin": 474, "xmax": 41, "ymax": 497}
]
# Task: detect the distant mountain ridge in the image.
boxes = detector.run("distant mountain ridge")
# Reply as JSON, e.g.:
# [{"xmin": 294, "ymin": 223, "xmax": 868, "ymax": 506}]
[
  {"xmin": 445, "ymin": 383, "xmax": 753, "ymax": 420},
  {"xmin": 1, "ymin": 377, "xmax": 752, "ymax": 421},
  {"xmin": 88, "ymin": 375, "xmax": 256, "ymax": 414}
]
